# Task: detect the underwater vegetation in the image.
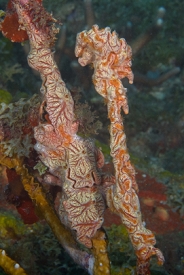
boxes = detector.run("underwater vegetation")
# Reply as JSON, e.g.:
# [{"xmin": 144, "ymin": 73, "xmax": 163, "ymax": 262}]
[
  {"xmin": 0, "ymin": 212, "xmax": 87, "ymax": 275},
  {"xmin": 0, "ymin": 90, "xmax": 12, "ymax": 105}
]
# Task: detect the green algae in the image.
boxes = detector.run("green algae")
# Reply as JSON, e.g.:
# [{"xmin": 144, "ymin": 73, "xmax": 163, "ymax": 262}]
[{"xmin": 0, "ymin": 89, "xmax": 12, "ymax": 104}]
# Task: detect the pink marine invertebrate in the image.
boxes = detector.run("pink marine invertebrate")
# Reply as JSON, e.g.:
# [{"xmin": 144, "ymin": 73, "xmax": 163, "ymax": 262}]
[
  {"xmin": 75, "ymin": 25, "xmax": 164, "ymax": 274},
  {"xmin": 11, "ymin": 0, "xmax": 107, "ymax": 252}
]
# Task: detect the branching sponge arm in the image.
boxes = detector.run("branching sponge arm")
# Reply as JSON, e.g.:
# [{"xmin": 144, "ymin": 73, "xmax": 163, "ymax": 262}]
[{"xmin": 0, "ymin": 249, "xmax": 28, "ymax": 275}]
